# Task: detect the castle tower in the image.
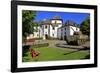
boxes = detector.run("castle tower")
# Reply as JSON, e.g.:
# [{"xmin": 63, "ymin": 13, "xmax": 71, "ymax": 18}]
[
  {"xmin": 41, "ymin": 19, "xmax": 51, "ymax": 39},
  {"xmin": 50, "ymin": 15, "xmax": 63, "ymax": 38}
]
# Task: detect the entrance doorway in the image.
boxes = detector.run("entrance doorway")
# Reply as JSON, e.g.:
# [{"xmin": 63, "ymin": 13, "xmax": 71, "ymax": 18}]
[
  {"xmin": 64, "ymin": 35, "xmax": 67, "ymax": 40},
  {"xmin": 45, "ymin": 34, "xmax": 48, "ymax": 39}
]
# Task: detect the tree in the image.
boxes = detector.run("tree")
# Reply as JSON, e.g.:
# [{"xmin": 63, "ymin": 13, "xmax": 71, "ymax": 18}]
[
  {"xmin": 31, "ymin": 21, "xmax": 39, "ymax": 32},
  {"xmin": 80, "ymin": 16, "xmax": 90, "ymax": 36},
  {"xmin": 22, "ymin": 10, "xmax": 36, "ymax": 38},
  {"xmin": 76, "ymin": 24, "xmax": 80, "ymax": 28}
]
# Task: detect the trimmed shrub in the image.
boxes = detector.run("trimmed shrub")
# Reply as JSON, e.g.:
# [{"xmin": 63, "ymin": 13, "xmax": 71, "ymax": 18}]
[{"xmin": 32, "ymin": 43, "xmax": 49, "ymax": 48}]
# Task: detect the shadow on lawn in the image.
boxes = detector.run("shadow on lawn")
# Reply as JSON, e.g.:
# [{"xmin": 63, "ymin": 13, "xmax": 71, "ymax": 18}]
[
  {"xmin": 63, "ymin": 47, "xmax": 90, "ymax": 59},
  {"xmin": 84, "ymin": 54, "xmax": 90, "ymax": 59},
  {"xmin": 55, "ymin": 43, "xmax": 90, "ymax": 59},
  {"xmin": 63, "ymin": 47, "xmax": 89, "ymax": 55}
]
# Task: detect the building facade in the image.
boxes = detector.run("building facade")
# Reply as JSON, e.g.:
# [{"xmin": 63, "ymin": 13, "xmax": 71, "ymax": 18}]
[
  {"xmin": 27, "ymin": 16, "xmax": 80, "ymax": 40},
  {"xmin": 58, "ymin": 20, "xmax": 80, "ymax": 40},
  {"xmin": 41, "ymin": 16, "xmax": 63, "ymax": 39}
]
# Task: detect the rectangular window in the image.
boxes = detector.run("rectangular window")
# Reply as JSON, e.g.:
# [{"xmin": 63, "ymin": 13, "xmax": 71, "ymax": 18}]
[
  {"xmin": 53, "ymin": 27, "xmax": 55, "ymax": 30},
  {"xmin": 65, "ymin": 28, "xmax": 66, "ymax": 30},
  {"xmin": 45, "ymin": 25, "xmax": 47, "ymax": 29},
  {"xmin": 61, "ymin": 29, "xmax": 63, "ymax": 31},
  {"xmin": 53, "ymin": 34, "xmax": 54, "ymax": 36},
  {"xmin": 65, "ymin": 32, "xmax": 66, "ymax": 35}
]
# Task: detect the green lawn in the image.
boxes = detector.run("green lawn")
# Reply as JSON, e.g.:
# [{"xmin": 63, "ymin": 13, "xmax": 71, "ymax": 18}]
[{"xmin": 23, "ymin": 47, "xmax": 90, "ymax": 62}]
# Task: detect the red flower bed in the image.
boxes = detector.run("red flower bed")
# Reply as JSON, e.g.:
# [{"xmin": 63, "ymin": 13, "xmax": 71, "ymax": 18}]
[{"xmin": 29, "ymin": 48, "xmax": 40, "ymax": 58}]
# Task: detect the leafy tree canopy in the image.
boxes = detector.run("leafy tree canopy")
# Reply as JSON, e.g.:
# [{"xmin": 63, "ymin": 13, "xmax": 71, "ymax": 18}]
[
  {"xmin": 80, "ymin": 16, "xmax": 90, "ymax": 36},
  {"xmin": 22, "ymin": 10, "xmax": 36, "ymax": 38}
]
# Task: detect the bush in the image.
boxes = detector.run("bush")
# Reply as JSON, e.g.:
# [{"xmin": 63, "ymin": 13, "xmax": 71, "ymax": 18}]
[
  {"xmin": 22, "ymin": 45, "xmax": 30, "ymax": 57},
  {"xmin": 34, "ymin": 38, "xmax": 42, "ymax": 40},
  {"xmin": 32, "ymin": 43, "xmax": 49, "ymax": 48},
  {"xmin": 22, "ymin": 36, "xmax": 26, "ymax": 43}
]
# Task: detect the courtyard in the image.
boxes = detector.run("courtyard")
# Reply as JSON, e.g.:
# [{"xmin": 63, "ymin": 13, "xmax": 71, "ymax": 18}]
[
  {"xmin": 22, "ymin": 40, "xmax": 90, "ymax": 62},
  {"xmin": 22, "ymin": 10, "xmax": 90, "ymax": 62}
]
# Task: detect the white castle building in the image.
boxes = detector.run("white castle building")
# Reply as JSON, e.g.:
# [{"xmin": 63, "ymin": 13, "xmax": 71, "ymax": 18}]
[{"xmin": 27, "ymin": 16, "xmax": 80, "ymax": 40}]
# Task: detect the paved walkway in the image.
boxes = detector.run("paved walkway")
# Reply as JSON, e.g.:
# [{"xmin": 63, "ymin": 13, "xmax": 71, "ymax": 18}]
[
  {"xmin": 34, "ymin": 40, "xmax": 90, "ymax": 51},
  {"xmin": 23, "ymin": 39, "xmax": 90, "ymax": 52}
]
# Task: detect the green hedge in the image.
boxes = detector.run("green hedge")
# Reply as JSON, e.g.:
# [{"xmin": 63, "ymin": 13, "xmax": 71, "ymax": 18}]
[
  {"xmin": 32, "ymin": 43, "xmax": 49, "ymax": 48},
  {"xmin": 34, "ymin": 38, "xmax": 42, "ymax": 40}
]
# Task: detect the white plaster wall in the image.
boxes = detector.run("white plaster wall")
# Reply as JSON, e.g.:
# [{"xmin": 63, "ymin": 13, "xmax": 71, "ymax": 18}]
[
  {"xmin": 50, "ymin": 25, "xmax": 53, "ymax": 37},
  {"xmin": 33, "ymin": 26, "xmax": 40, "ymax": 38},
  {"xmin": 62, "ymin": 28, "xmax": 64, "ymax": 40},
  {"xmin": 33, "ymin": 25, "xmax": 79, "ymax": 39},
  {"xmin": 70, "ymin": 26, "xmax": 80, "ymax": 35},
  {"xmin": 51, "ymin": 20, "xmax": 62, "ymax": 24},
  {"xmin": 58, "ymin": 24, "xmax": 62, "ymax": 28},
  {"xmin": 38, "ymin": 26, "xmax": 43, "ymax": 38},
  {"xmin": 57, "ymin": 22, "xmax": 62, "ymax": 39},
  {"xmin": 56, "ymin": 20, "xmax": 62, "ymax": 24},
  {"xmin": 43, "ymin": 25, "xmax": 49, "ymax": 35},
  {"xmin": 60, "ymin": 26, "xmax": 75, "ymax": 40},
  {"xmin": 50, "ymin": 26, "xmax": 58, "ymax": 38},
  {"xmin": 54, "ymin": 27, "xmax": 58, "ymax": 38},
  {"xmin": 64, "ymin": 26, "xmax": 70, "ymax": 36},
  {"xmin": 51, "ymin": 20, "xmax": 55, "ymax": 24},
  {"xmin": 61, "ymin": 27, "xmax": 66, "ymax": 40},
  {"xmin": 39, "ymin": 27, "xmax": 43, "ymax": 38},
  {"xmin": 57, "ymin": 28, "xmax": 61, "ymax": 39},
  {"xmin": 51, "ymin": 27, "xmax": 55, "ymax": 37},
  {"xmin": 33, "ymin": 32, "xmax": 39, "ymax": 38}
]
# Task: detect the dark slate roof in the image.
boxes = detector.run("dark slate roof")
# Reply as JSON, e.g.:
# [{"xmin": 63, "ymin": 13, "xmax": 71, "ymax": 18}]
[
  {"xmin": 65, "ymin": 20, "xmax": 76, "ymax": 26},
  {"xmin": 59, "ymin": 20, "xmax": 77, "ymax": 28},
  {"xmin": 41, "ymin": 19, "xmax": 51, "ymax": 25}
]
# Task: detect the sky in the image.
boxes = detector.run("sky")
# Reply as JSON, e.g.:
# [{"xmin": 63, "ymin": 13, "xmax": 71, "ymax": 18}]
[{"xmin": 34, "ymin": 11, "xmax": 90, "ymax": 25}]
